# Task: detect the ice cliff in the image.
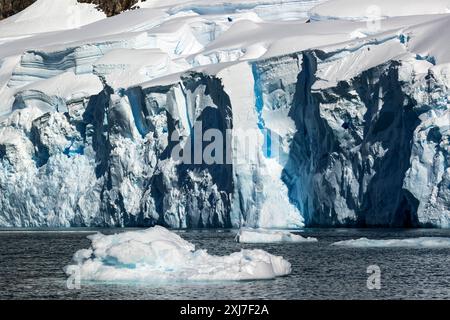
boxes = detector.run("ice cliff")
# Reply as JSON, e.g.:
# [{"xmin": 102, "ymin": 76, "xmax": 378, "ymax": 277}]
[{"xmin": 0, "ymin": 0, "xmax": 450, "ymax": 228}]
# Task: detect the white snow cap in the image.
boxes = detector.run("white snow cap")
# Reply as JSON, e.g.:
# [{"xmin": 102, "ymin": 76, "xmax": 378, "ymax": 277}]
[
  {"xmin": 0, "ymin": 0, "xmax": 106, "ymax": 37},
  {"xmin": 236, "ymin": 228, "xmax": 318, "ymax": 243},
  {"xmin": 332, "ymin": 237, "xmax": 450, "ymax": 248},
  {"xmin": 66, "ymin": 226, "xmax": 292, "ymax": 282}
]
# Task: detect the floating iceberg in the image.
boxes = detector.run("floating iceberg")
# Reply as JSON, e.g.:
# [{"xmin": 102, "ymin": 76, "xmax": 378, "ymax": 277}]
[
  {"xmin": 332, "ymin": 237, "xmax": 450, "ymax": 248},
  {"xmin": 66, "ymin": 226, "xmax": 292, "ymax": 282},
  {"xmin": 236, "ymin": 228, "xmax": 318, "ymax": 243}
]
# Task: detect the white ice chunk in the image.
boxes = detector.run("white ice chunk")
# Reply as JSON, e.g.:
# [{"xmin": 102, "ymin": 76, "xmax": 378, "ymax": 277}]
[
  {"xmin": 332, "ymin": 237, "xmax": 450, "ymax": 248},
  {"xmin": 66, "ymin": 226, "xmax": 292, "ymax": 282},
  {"xmin": 236, "ymin": 228, "xmax": 318, "ymax": 244}
]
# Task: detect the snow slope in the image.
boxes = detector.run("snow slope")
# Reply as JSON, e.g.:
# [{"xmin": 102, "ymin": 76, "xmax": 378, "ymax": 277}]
[
  {"xmin": 0, "ymin": 0, "xmax": 106, "ymax": 38},
  {"xmin": 0, "ymin": 0, "xmax": 450, "ymax": 228},
  {"xmin": 310, "ymin": 0, "xmax": 450, "ymax": 21}
]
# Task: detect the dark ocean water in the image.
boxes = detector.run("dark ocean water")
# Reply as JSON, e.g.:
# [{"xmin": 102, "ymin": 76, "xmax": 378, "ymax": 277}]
[{"xmin": 1, "ymin": 228, "xmax": 450, "ymax": 300}]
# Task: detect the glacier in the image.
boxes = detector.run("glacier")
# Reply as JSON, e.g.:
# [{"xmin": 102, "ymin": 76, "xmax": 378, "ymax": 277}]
[{"xmin": 0, "ymin": 0, "xmax": 450, "ymax": 228}]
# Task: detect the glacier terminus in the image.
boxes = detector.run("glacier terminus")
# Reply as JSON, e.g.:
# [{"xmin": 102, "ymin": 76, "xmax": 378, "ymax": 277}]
[{"xmin": 0, "ymin": 0, "xmax": 450, "ymax": 228}]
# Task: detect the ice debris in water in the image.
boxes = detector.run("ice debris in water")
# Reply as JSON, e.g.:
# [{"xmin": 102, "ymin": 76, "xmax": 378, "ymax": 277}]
[
  {"xmin": 66, "ymin": 226, "xmax": 292, "ymax": 282},
  {"xmin": 332, "ymin": 237, "xmax": 450, "ymax": 248},
  {"xmin": 236, "ymin": 228, "xmax": 318, "ymax": 244}
]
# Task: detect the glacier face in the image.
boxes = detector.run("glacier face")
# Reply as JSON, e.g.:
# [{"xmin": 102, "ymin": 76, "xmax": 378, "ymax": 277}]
[
  {"xmin": 1, "ymin": 73, "xmax": 236, "ymax": 227},
  {"xmin": 283, "ymin": 51, "xmax": 450, "ymax": 227},
  {"xmin": 1, "ymin": 0, "xmax": 450, "ymax": 228}
]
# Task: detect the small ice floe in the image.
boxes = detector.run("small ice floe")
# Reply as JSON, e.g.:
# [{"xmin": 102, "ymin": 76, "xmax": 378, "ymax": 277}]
[
  {"xmin": 65, "ymin": 226, "xmax": 291, "ymax": 282},
  {"xmin": 332, "ymin": 237, "xmax": 450, "ymax": 248},
  {"xmin": 236, "ymin": 228, "xmax": 318, "ymax": 244}
]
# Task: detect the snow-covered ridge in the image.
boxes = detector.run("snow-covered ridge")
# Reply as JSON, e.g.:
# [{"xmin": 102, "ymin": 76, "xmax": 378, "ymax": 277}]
[
  {"xmin": 310, "ymin": 0, "xmax": 450, "ymax": 21},
  {"xmin": 66, "ymin": 226, "xmax": 292, "ymax": 281},
  {"xmin": 0, "ymin": 0, "xmax": 106, "ymax": 37},
  {"xmin": 0, "ymin": 0, "xmax": 450, "ymax": 228}
]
